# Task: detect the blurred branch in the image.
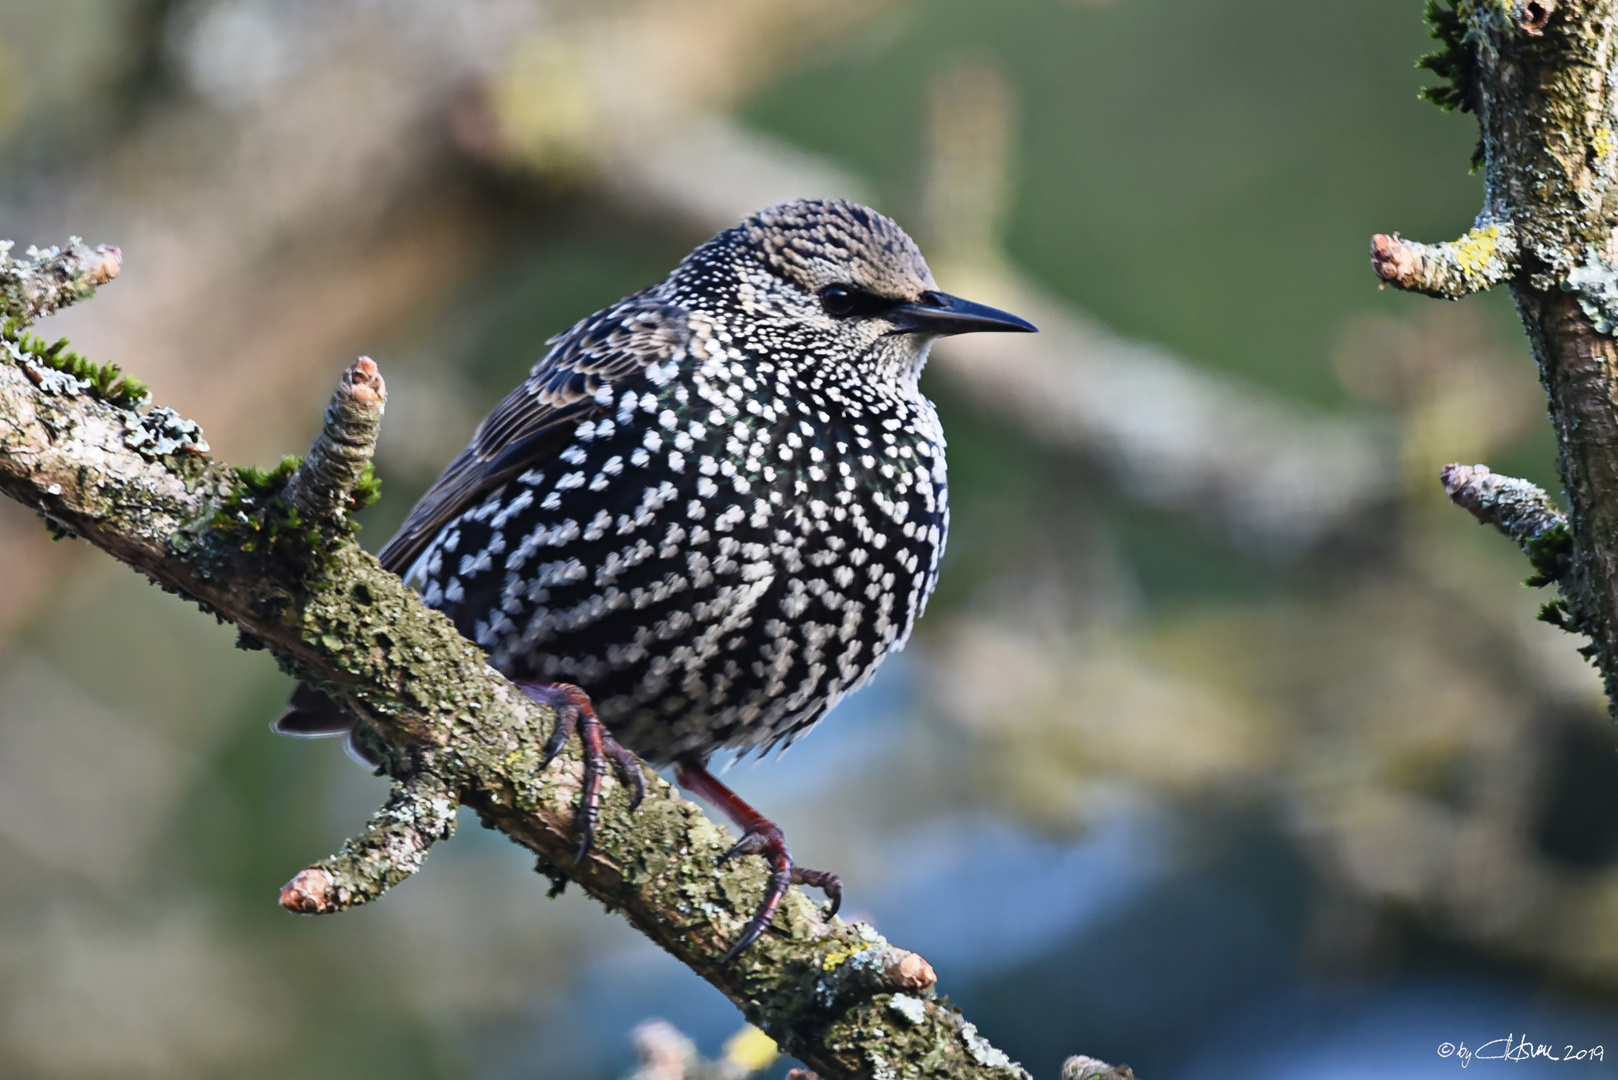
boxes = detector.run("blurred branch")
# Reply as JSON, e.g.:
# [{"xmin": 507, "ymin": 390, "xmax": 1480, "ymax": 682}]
[
  {"xmin": 624, "ymin": 1020, "xmax": 781, "ymax": 1080},
  {"xmin": 1372, "ymin": 1, "xmax": 1618, "ymax": 710},
  {"xmin": 914, "ymin": 63, "xmax": 1390, "ymax": 552},
  {"xmin": 0, "ymin": 239, "xmax": 1045, "ymax": 1080},
  {"xmin": 1062, "ymin": 1056, "xmax": 1137, "ymax": 1080},
  {"xmin": 619, "ymin": 1021, "xmax": 1138, "ymax": 1080},
  {"xmin": 0, "ymin": 239, "xmax": 122, "ymax": 323}
]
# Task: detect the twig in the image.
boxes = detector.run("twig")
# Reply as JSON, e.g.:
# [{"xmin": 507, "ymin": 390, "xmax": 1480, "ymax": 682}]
[
  {"xmin": 279, "ymin": 772, "xmax": 459, "ymax": 914},
  {"xmin": 282, "ymin": 356, "xmax": 386, "ymax": 528},
  {"xmin": 1440, "ymin": 463, "xmax": 1569, "ymax": 553},
  {"xmin": 1369, "ymin": 224, "xmax": 1517, "ymax": 299},
  {"xmin": 0, "ymin": 238, "xmax": 122, "ymax": 325},
  {"xmin": 0, "ymin": 243, "xmax": 1045, "ymax": 1080},
  {"xmin": 1061, "ymin": 1057, "xmax": 1136, "ymax": 1080}
]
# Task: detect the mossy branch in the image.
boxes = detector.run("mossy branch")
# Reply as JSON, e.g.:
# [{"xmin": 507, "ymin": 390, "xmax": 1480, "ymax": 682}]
[
  {"xmin": 0, "ymin": 237, "xmax": 1076, "ymax": 1080},
  {"xmin": 1373, "ymin": 0, "xmax": 1618, "ymax": 714}
]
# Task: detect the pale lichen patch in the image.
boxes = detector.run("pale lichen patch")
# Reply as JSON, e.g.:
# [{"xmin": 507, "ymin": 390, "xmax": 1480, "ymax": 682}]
[
  {"xmin": 1564, "ymin": 248, "xmax": 1618, "ymax": 333},
  {"xmin": 960, "ymin": 1020, "xmax": 1018, "ymax": 1072},
  {"xmin": 887, "ymin": 992, "xmax": 927, "ymax": 1026}
]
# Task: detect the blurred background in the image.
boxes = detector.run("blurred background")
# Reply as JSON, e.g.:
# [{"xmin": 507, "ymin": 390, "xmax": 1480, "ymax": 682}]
[{"xmin": 0, "ymin": 0, "xmax": 1614, "ymax": 1077}]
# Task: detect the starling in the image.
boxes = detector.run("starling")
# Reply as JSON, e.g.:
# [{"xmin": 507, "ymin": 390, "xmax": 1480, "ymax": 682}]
[{"xmin": 276, "ymin": 198, "xmax": 1036, "ymax": 957}]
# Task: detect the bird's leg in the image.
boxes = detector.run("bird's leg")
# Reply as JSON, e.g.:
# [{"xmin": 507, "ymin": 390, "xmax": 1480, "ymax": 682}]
[
  {"xmin": 514, "ymin": 681, "xmax": 646, "ymax": 862},
  {"xmin": 674, "ymin": 757, "xmax": 842, "ymax": 961}
]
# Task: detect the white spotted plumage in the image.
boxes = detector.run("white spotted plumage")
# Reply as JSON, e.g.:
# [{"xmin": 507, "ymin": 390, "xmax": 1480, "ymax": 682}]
[{"xmin": 405, "ymin": 297, "xmax": 947, "ymax": 763}]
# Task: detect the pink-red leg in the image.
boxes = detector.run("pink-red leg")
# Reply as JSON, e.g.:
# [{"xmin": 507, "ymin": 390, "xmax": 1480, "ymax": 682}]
[
  {"xmin": 675, "ymin": 757, "xmax": 842, "ymax": 961},
  {"xmin": 515, "ymin": 681, "xmax": 646, "ymax": 863}
]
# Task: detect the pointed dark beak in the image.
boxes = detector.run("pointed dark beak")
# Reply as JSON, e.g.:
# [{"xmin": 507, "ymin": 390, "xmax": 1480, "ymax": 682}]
[{"xmin": 890, "ymin": 290, "xmax": 1038, "ymax": 336}]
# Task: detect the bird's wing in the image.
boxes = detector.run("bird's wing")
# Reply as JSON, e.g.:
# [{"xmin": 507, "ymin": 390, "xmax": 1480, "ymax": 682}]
[
  {"xmin": 375, "ymin": 294, "xmax": 691, "ymax": 576},
  {"xmin": 274, "ymin": 294, "xmax": 690, "ymax": 741}
]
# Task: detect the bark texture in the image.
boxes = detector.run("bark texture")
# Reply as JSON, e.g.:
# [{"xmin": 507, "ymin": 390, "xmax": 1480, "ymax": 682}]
[
  {"xmin": 0, "ymin": 241, "xmax": 1135, "ymax": 1080},
  {"xmin": 1374, "ymin": 0, "xmax": 1618, "ymax": 711}
]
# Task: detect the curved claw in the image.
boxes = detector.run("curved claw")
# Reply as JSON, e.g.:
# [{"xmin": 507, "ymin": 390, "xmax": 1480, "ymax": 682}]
[
  {"xmin": 515, "ymin": 681, "xmax": 648, "ymax": 862},
  {"xmin": 537, "ymin": 699, "xmax": 578, "ymax": 770},
  {"xmin": 716, "ymin": 833, "xmax": 843, "ymax": 962},
  {"xmin": 723, "ymin": 859, "xmax": 795, "ymax": 962},
  {"xmin": 606, "ymin": 740, "xmax": 647, "ymax": 810},
  {"xmin": 793, "ymin": 867, "xmax": 842, "ymax": 919},
  {"xmin": 674, "ymin": 759, "xmax": 841, "ymax": 961}
]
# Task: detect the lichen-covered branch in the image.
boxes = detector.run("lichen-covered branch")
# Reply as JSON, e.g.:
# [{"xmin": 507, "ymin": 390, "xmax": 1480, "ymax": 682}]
[
  {"xmin": 1440, "ymin": 463, "xmax": 1569, "ymax": 553},
  {"xmin": 1063, "ymin": 1057, "xmax": 1137, "ymax": 1080},
  {"xmin": 0, "ymin": 239, "xmax": 1048, "ymax": 1080},
  {"xmin": 1369, "ymin": 223, "xmax": 1517, "ymax": 298},
  {"xmin": 1374, "ymin": 1, "xmax": 1618, "ymax": 712},
  {"xmin": 0, "ymin": 238, "xmax": 122, "ymax": 323},
  {"xmin": 280, "ymin": 771, "xmax": 460, "ymax": 914},
  {"xmin": 1440, "ymin": 464, "xmax": 1583, "ymax": 634}
]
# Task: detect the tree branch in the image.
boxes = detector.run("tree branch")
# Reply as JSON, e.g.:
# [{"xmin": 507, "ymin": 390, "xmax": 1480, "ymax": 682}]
[
  {"xmin": 1373, "ymin": 1, "xmax": 1618, "ymax": 712},
  {"xmin": 279, "ymin": 771, "xmax": 460, "ymax": 914},
  {"xmin": 0, "ymin": 238, "xmax": 1057, "ymax": 1080},
  {"xmin": 281, "ymin": 355, "xmax": 386, "ymax": 529},
  {"xmin": 1440, "ymin": 463, "xmax": 1569, "ymax": 553},
  {"xmin": 0, "ymin": 238, "xmax": 122, "ymax": 323},
  {"xmin": 1369, "ymin": 223, "xmax": 1518, "ymax": 298},
  {"xmin": 1440, "ymin": 464, "xmax": 1580, "ymax": 634}
]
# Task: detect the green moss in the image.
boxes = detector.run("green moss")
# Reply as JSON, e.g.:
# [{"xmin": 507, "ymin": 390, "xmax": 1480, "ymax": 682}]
[
  {"xmin": 211, "ymin": 456, "xmax": 325, "ymax": 570},
  {"xmin": 533, "ymin": 853, "xmax": 570, "ymax": 898},
  {"xmin": 1418, "ymin": 0, "xmax": 1478, "ymax": 112},
  {"xmin": 234, "ymin": 455, "xmax": 304, "ymax": 496},
  {"xmin": 351, "ymin": 461, "xmax": 382, "ymax": 512},
  {"xmin": 36, "ymin": 513, "xmax": 74, "ymax": 542},
  {"xmin": 211, "ymin": 454, "xmax": 379, "ymax": 569},
  {"xmin": 1418, "ymin": 0, "xmax": 1486, "ymax": 170},
  {"xmin": 1525, "ymin": 521, "xmax": 1574, "ymax": 587},
  {"xmin": 1, "ymin": 317, "xmax": 149, "ymax": 408}
]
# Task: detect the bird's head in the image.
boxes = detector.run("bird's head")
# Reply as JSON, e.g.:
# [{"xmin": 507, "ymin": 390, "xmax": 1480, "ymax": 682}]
[{"xmin": 673, "ymin": 198, "xmax": 1035, "ymax": 395}]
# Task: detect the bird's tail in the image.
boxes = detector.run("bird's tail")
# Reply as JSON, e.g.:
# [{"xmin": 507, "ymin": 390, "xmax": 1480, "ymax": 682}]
[
  {"xmin": 273, "ymin": 683, "xmax": 382, "ymax": 765},
  {"xmin": 271, "ymin": 682, "xmax": 356, "ymax": 737}
]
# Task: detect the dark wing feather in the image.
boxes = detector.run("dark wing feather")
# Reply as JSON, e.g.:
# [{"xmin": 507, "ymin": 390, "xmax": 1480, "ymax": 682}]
[
  {"xmin": 274, "ymin": 294, "xmax": 690, "ymax": 741},
  {"xmin": 376, "ymin": 295, "xmax": 691, "ymax": 575}
]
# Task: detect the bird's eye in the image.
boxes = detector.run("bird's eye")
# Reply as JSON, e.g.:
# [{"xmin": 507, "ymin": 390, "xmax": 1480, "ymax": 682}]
[
  {"xmin": 820, "ymin": 285, "xmax": 858, "ymax": 317},
  {"xmin": 819, "ymin": 284, "xmax": 898, "ymax": 319}
]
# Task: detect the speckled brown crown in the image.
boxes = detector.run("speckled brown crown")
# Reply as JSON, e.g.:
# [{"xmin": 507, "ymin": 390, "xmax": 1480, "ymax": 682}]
[{"xmin": 738, "ymin": 198, "xmax": 934, "ymax": 297}]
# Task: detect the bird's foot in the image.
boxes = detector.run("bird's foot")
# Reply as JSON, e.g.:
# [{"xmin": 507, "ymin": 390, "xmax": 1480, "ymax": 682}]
[
  {"xmin": 675, "ymin": 758, "xmax": 842, "ymax": 962},
  {"xmin": 717, "ymin": 820, "xmax": 843, "ymax": 962},
  {"xmin": 515, "ymin": 681, "xmax": 646, "ymax": 862}
]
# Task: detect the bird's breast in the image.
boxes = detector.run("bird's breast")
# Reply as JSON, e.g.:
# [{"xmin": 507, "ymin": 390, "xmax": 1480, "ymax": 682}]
[{"xmin": 409, "ymin": 344, "xmax": 948, "ymax": 760}]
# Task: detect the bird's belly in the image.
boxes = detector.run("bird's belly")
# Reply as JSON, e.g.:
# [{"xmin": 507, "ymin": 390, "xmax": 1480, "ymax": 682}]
[{"xmin": 412, "ymin": 441, "xmax": 944, "ymax": 764}]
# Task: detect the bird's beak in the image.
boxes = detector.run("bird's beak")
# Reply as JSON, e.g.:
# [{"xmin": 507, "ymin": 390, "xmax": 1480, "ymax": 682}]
[{"xmin": 889, "ymin": 290, "xmax": 1038, "ymax": 336}]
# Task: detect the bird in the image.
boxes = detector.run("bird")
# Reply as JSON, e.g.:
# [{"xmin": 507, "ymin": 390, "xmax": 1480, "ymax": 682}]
[{"xmin": 275, "ymin": 198, "xmax": 1036, "ymax": 958}]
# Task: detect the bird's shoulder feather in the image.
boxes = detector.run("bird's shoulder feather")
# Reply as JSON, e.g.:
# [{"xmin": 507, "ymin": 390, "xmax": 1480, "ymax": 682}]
[{"xmin": 376, "ymin": 292, "xmax": 691, "ymax": 574}]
